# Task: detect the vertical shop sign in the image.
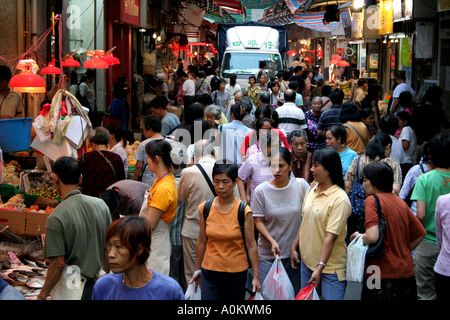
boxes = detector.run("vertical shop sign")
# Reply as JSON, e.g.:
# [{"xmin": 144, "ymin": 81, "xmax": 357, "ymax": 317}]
[{"xmin": 378, "ymin": 0, "xmax": 393, "ymax": 35}]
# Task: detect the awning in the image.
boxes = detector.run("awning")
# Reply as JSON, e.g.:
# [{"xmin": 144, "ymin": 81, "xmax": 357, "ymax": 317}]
[{"xmin": 290, "ymin": 2, "xmax": 352, "ymax": 33}]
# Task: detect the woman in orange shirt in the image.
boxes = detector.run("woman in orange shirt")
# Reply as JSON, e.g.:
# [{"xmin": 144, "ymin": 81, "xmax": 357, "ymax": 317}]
[{"xmin": 190, "ymin": 163, "xmax": 261, "ymax": 300}]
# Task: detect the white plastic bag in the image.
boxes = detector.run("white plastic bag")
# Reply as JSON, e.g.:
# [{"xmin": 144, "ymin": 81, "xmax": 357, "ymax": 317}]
[
  {"xmin": 262, "ymin": 256, "xmax": 295, "ymax": 300},
  {"xmin": 295, "ymin": 284, "xmax": 320, "ymax": 300},
  {"xmin": 346, "ymin": 234, "xmax": 368, "ymax": 282},
  {"xmin": 185, "ymin": 283, "xmax": 201, "ymax": 300}
]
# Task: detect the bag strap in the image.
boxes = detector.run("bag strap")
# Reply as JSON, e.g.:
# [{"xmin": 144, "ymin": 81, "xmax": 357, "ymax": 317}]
[
  {"xmin": 97, "ymin": 150, "xmax": 117, "ymax": 178},
  {"xmin": 372, "ymin": 194, "xmax": 382, "ymax": 219},
  {"xmin": 353, "ymin": 155, "xmax": 362, "ymax": 185},
  {"xmin": 344, "ymin": 123, "xmax": 367, "ymax": 146},
  {"xmin": 202, "ymin": 198, "xmax": 248, "ymax": 251},
  {"xmin": 196, "ymin": 164, "xmax": 217, "ymax": 197},
  {"xmin": 296, "ymin": 178, "xmax": 305, "ymax": 200}
]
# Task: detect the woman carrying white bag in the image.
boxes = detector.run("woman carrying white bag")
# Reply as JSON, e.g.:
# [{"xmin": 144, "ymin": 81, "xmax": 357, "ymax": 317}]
[{"xmin": 350, "ymin": 162, "xmax": 426, "ymax": 301}]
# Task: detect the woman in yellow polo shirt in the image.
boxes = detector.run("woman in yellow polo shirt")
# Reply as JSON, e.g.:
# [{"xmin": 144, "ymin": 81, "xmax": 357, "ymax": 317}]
[
  {"xmin": 140, "ymin": 139, "xmax": 178, "ymax": 276},
  {"xmin": 290, "ymin": 147, "xmax": 351, "ymax": 300}
]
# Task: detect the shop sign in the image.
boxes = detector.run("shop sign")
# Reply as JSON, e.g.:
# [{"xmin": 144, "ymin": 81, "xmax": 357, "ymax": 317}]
[
  {"xmin": 112, "ymin": 0, "xmax": 140, "ymax": 26},
  {"xmin": 378, "ymin": 0, "xmax": 394, "ymax": 35}
]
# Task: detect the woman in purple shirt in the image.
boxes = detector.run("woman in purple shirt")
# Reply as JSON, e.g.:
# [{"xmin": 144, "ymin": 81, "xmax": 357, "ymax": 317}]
[{"xmin": 435, "ymin": 193, "xmax": 450, "ymax": 301}]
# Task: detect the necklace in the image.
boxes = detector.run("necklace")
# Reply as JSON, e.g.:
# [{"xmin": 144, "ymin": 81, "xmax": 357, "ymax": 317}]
[{"xmin": 156, "ymin": 171, "xmax": 171, "ymax": 183}]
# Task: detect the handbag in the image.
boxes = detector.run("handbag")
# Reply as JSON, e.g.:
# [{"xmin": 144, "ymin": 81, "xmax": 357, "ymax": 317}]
[
  {"xmin": 349, "ymin": 156, "xmax": 365, "ymax": 217},
  {"xmin": 365, "ymin": 194, "xmax": 386, "ymax": 259}
]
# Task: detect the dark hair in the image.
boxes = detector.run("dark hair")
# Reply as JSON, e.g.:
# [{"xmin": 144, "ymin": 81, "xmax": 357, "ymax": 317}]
[
  {"xmin": 313, "ymin": 147, "xmax": 344, "ymax": 189},
  {"xmin": 397, "ymin": 111, "xmax": 410, "ymax": 123},
  {"xmin": 270, "ymin": 147, "xmax": 292, "ymax": 165},
  {"xmin": 363, "ymin": 161, "xmax": 394, "ymax": 193},
  {"xmin": 99, "ymin": 189, "xmax": 121, "ymax": 220},
  {"xmin": 53, "ymin": 156, "xmax": 81, "ymax": 185},
  {"xmin": 399, "ymin": 91, "xmax": 412, "ymax": 108},
  {"xmin": 105, "ymin": 122, "xmax": 127, "ymax": 147},
  {"xmin": 288, "ymin": 80, "xmax": 299, "ymax": 91},
  {"xmin": 240, "ymin": 96, "xmax": 253, "ymax": 115},
  {"xmin": 259, "ymin": 61, "xmax": 267, "ymax": 69},
  {"xmin": 205, "ymin": 66, "xmax": 215, "ymax": 76},
  {"xmin": 271, "ymin": 109, "xmax": 280, "ymax": 128},
  {"xmin": 352, "ymin": 69, "xmax": 360, "ymax": 78},
  {"xmin": 141, "ymin": 115, "xmax": 162, "ymax": 133},
  {"xmin": 357, "ymin": 78, "xmax": 367, "ymax": 87},
  {"xmin": 145, "ymin": 139, "xmax": 173, "ymax": 170},
  {"xmin": 255, "ymin": 105, "xmax": 272, "ymax": 120},
  {"xmin": 284, "ymin": 89, "xmax": 296, "ymax": 103},
  {"xmin": 321, "ymin": 85, "xmax": 332, "ymax": 97},
  {"xmin": 428, "ymin": 133, "xmax": 450, "ymax": 168},
  {"xmin": 195, "ymin": 93, "xmax": 213, "ymax": 106},
  {"xmin": 0, "ymin": 65, "xmax": 12, "ymax": 81},
  {"xmin": 360, "ymin": 107, "xmax": 374, "ymax": 120},
  {"xmin": 248, "ymin": 75, "xmax": 257, "ymax": 83},
  {"xmin": 395, "ymin": 70, "xmax": 406, "ymax": 81},
  {"xmin": 85, "ymin": 69, "xmax": 96, "ymax": 80},
  {"xmin": 149, "ymin": 95, "xmax": 169, "ymax": 111},
  {"xmin": 230, "ymin": 74, "xmax": 237, "ymax": 87},
  {"xmin": 365, "ymin": 132, "xmax": 392, "ymax": 160},
  {"xmin": 185, "ymin": 103, "xmax": 205, "ymax": 123},
  {"xmin": 301, "ymin": 70, "xmax": 309, "ymax": 79},
  {"xmin": 70, "ymin": 71, "xmax": 78, "ymax": 87},
  {"xmin": 339, "ymin": 101, "xmax": 362, "ymax": 123},
  {"xmin": 294, "ymin": 66, "xmax": 303, "ymax": 74},
  {"xmin": 90, "ymin": 127, "xmax": 110, "ymax": 145},
  {"xmin": 212, "ymin": 163, "xmax": 238, "ymax": 182},
  {"xmin": 230, "ymin": 103, "xmax": 246, "ymax": 121},
  {"xmin": 367, "ymin": 84, "xmax": 383, "ymax": 99},
  {"xmin": 276, "ymin": 70, "xmax": 284, "ymax": 79},
  {"xmin": 106, "ymin": 216, "xmax": 152, "ymax": 265},
  {"xmin": 329, "ymin": 88, "xmax": 345, "ymax": 105},
  {"xmin": 380, "ymin": 114, "xmax": 399, "ymax": 136},
  {"xmin": 327, "ymin": 125, "xmax": 347, "ymax": 145}
]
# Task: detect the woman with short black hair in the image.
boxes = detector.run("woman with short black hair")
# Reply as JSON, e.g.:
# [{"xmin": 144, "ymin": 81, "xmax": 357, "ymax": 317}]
[
  {"xmin": 350, "ymin": 161, "xmax": 426, "ymax": 301},
  {"xmin": 190, "ymin": 163, "xmax": 261, "ymax": 300}
]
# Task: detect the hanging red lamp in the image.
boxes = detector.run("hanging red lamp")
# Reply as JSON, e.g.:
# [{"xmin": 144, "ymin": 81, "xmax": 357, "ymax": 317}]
[
  {"xmin": 9, "ymin": 64, "xmax": 46, "ymax": 93},
  {"xmin": 16, "ymin": 59, "xmax": 40, "ymax": 72},
  {"xmin": 337, "ymin": 60, "xmax": 350, "ymax": 67},
  {"xmin": 41, "ymin": 59, "xmax": 61, "ymax": 74},
  {"xmin": 84, "ymin": 50, "xmax": 109, "ymax": 69}
]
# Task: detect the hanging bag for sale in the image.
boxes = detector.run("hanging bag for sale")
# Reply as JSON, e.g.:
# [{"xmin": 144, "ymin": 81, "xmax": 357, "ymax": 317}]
[
  {"xmin": 261, "ymin": 255, "xmax": 295, "ymax": 300},
  {"xmin": 346, "ymin": 234, "xmax": 368, "ymax": 282}
]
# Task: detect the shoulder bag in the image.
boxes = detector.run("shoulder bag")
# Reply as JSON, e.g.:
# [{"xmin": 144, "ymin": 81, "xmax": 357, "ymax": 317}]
[{"xmin": 365, "ymin": 194, "xmax": 386, "ymax": 259}]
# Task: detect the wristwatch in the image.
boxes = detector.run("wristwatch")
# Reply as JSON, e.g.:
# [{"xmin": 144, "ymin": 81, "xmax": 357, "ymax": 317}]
[{"xmin": 317, "ymin": 262, "xmax": 326, "ymax": 268}]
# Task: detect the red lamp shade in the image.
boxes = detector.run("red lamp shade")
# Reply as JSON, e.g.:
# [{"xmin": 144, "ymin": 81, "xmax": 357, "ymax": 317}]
[
  {"xmin": 9, "ymin": 65, "xmax": 46, "ymax": 93},
  {"xmin": 330, "ymin": 59, "xmax": 339, "ymax": 65},
  {"xmin": 337, "ymin": 60, "xmax": 350, "ymax": 67},
  {"xmin": 83, "ymin": 54, "xmax": 109, "ymax": 69},
  {"xmin": 287, "ymin": 50, "xmax": 296, "ymax": 56},
  {"xmin": 41, "ymin": 59, "xmax": 61, "ymax": 75},
  {"xmin": 102, "ymin": 52, "xmax": 120, "ymax": 65},
  {"xmin": 331, "ymin": 54, "xmax": 342, "ymax": 61},
  {"xmin": 62, "ymin": 57, "xmax": 80, "ymax": 67},
  {"xmin": 303, "ymin": 57, "xmax": 311, "ymax": 62}
]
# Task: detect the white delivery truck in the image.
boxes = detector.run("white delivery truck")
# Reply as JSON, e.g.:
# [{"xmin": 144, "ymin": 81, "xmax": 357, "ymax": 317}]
[{"xmin": 217, "ymin": 23, "xmax": 287, "ymax": 89}]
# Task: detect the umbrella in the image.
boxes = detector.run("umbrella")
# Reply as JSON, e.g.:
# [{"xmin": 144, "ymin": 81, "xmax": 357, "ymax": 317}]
[
  {"xmin": 337, "ymin": 60, "xmax": 350, "ymax": 67},
  {"xmin": 331, "ymin": 54, "xmax": 342, "ymax": 61}
]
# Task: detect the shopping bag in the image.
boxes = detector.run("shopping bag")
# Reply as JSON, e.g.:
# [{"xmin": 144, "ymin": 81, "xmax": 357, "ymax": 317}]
[
  {"xmin": 261, "ymin": 256, "xmax": 295, "ymax": 300},
  {"xmin": 346, "ymin": 234, "xmax": 368, "ymax": 282},
  {"xmin": 248, "ymin": 292, "xmax": 264, "ymax": 300},
  {"xmin": 295, "ymin": 284, "xmax": 320, "ymax": 300},
  {"xmin": 185, "ymin": 283, "xmax": 201, "ymax": 300}
]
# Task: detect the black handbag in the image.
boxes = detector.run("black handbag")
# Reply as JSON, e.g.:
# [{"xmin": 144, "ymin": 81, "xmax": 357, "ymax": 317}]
[{"xmin": 365, "ymin": 194, "xmax": 386, "ymax": 259}]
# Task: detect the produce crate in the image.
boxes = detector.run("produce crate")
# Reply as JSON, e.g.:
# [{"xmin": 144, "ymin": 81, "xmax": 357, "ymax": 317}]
[{"xmin": 0, "ymin": 210, "xmax": 48, "ymax": 236}]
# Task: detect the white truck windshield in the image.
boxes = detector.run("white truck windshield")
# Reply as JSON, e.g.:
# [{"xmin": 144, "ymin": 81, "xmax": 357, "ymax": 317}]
[{"xmin": 222, "ymin": 52, "xmax": 282, "ymax": 79}]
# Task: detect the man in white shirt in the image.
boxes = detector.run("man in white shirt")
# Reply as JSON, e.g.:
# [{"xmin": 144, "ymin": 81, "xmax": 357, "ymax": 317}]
[
  {"xmin": 390, "ymin": 70, "xmax": 416, "ymax": 115},
  {"xmin": 276, "ymin": 89, "xmax": 307, "ymax": 136},
  {"xmin": 181, "ymin": 71, "xmax": 195, "ymax": 107}
]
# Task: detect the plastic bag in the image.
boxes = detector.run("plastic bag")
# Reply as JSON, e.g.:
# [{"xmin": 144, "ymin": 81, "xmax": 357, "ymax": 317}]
[
  {"xmin": 262, "ymin": 256, "xmax": 295, "ymax": 300},
  {"xmin": 248, "ymin": 292, "xmax": 264, "ymax": 300},
  {"xmin": 185, "ymin": 283, "xmax": 201, "ymax": 300},
  {"xmin": 346, "ymin": 234, "xmax": 368, "ymax": 282},
  {"xmin": 295, "ymin": 284, "xmax": 320, "ymax": 300}
]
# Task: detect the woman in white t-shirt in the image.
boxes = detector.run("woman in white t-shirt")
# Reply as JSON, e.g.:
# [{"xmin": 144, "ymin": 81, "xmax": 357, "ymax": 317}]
[
  {"xmin": 397, "ymin": 111, "xmax": 417, "ymax": 174},
  {"xmin": 225, "ymin": 74, "xmax": 241, "ymax": 96},
  {"xmin": 252, "ymin": 147, "xmax": 310, "ymax": 296}
]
